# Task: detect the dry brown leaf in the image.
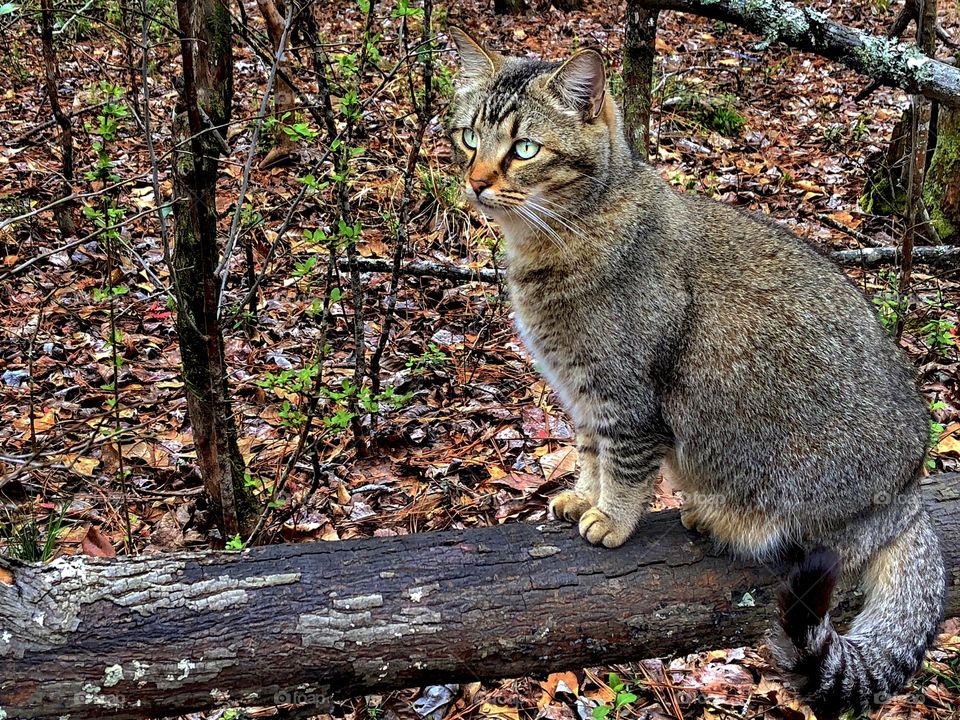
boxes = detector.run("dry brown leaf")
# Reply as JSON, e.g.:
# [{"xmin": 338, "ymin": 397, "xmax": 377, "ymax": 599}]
[
  {"xmin": 539, "ymin": 446, "xmax": 578, "ymax": 481},
  {"xmin": 537, "ymin": 671, "xmax": 579, "ymax": 709},
  {"xmin": 479, "ymin": 703, "xmax": 519, "ymax": 720},
  {"xmin": 81, "ymin": 525, "xmax": 116, "ymax": 558}
]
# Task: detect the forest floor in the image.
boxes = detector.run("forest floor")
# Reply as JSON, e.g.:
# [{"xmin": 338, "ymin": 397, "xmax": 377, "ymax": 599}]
[{"xmin": 2, "ymin": 0, "xmax": 960, "ymax": 718}]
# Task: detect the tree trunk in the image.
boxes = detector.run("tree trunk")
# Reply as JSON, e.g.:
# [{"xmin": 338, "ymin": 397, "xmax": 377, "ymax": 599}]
[
  {"xmin": 925, "ymin": 1, "xmax": 960, "ymax": 246},
  {"xmin": 171, "ymin": 0, "xmax": 255, "ymax": 538},
  {"xmin": 631, "ymin": 0, "xmax": 960, "ymax": 107},
  {"xmin": 493, "ymin": 0, "xmax": 525, "ymax": 14},
  {"xmin": 925, "ymin": 102, "xmax": 960, "ymax": 242},
  {"xmin": 255, "ymin": 0, "xmax": 297, "ymax": 168},
  {"xmin": 553, "ymin": 0, "xmax": 584, "ymax": 9},
  {"xmin": 38, "ymin": 0, "xmax": 76, "ymax": 237},
  {"xmin": 899, "ymin": 0, "xmax": 938, "ymax": 302},
  {"xmin": 1, "ymin": 475, "xmax": 957, "ymax": 720},
  {"xmin": 622, "ymin": 3, "xmax": 660, "ymax": 159}
]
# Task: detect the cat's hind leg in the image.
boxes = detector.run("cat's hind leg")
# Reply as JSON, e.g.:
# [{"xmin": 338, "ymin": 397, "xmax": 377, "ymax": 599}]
[{"xmin": 550, "ymin": 431, "xmax": 600, "ymax": 522}]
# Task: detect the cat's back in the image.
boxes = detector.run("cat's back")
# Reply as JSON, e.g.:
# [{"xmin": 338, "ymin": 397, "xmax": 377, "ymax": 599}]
[{"xmin": 654, "ymin": 188, "xmax": 928, "ymax": 507}]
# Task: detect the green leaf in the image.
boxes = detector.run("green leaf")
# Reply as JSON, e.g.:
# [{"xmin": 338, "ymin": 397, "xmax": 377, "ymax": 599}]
[
  {"xmin": 591, "ymin": 705, "xmax": 611, "ymax": 720},
  {"xmin": 0, "ymin": 3, "xmax": 17, "ymax": 15}
]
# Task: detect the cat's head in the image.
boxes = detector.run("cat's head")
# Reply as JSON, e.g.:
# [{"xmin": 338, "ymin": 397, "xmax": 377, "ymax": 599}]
[{"xmin": 446, "ymin": 28, "xmax": 623, "ymax": 233}]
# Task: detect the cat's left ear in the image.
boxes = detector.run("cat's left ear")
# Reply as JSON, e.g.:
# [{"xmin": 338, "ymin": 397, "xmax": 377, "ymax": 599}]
[{"xmin": 548, "ymin": 50, "xmax": 606, "ymax": 119}]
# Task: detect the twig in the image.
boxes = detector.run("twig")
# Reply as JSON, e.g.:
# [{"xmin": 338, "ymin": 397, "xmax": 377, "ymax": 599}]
[
  {"xmin": 217, "ymin": 0, "xmax": 294, "ymax": 315},
  {"xmin": 226, "ymin": 144, "xmax": 337, "ymax": 322},
  {"xmin": 369, "ymin": 0, "xmax": 434, "ymax": 410},
  {"xmin": 52, "ymin": 0, "xmax": 94, "ymax": 36},
  {"xmin": 141, "ymin": 0, "xmax": 173, "ymax": 289},
  {"xmin": 815, "ymin": 213, "xmax": 881, "ymax": 247},
  {"xmin": 11, "ymin": 100, "xmax": 111, "ymax": 146},
  {"xmin": 0, "ymin": 202, "xmax": 175, "ymax": 282}
]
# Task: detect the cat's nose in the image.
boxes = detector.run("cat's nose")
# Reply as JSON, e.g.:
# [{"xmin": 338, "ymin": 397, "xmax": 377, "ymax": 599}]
[{"xmin": 469, "ymin": 175, "xmax": 494, "ymax": 195}]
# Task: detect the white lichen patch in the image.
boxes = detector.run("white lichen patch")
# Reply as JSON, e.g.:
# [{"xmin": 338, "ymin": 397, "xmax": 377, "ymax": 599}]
[
  {"xmin": 132, "ymin": 660, "xmax": 149, "ymax": 682},
  {"xmin": 11, "ymin": 557, "xmax": 302, "ymax": 656},
  {"xmin": 299, "ymin": 603, "xmax": 442, "ymax": 650},
  {"xmin": 80, "ymin": 683, "xmax": 122, "ymax": 708},
  {"xmin": 332, "ymin": 593, "xmax": 383, "ymax": 610},
  {"xmin": 405, "ymin": 582, "xmax": 438, "ymax": 602},
  {"xmin": 152, "ymin": 650, "xmax": 239, "ymax": 690},
  {"xmin": 209, "ymin": 687, "xmax": 231, "ymax": 704},
  {"xmin": 528, "ymin": 545, "xmax": 561, "ymax": 558},
  {"xmin": 103, "ymin": 664, "xmax": 124, "ymax": 687},
  {"xmin": 175, "ymin": 658, "xmax": 195, "ymax": 681}
]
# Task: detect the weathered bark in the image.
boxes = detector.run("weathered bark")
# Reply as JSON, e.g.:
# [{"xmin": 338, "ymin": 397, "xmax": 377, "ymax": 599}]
[
  {"xmin": 632, "ymin": 0, "xmax": 960, "ymax": 107},
  {"xmin": 171, "ymin": 0, "xmax": 255, "ymax": 537},
  {"xmin": 1, "ymin": 475, "xmax": 957, "ymax": 720},
  {"xmin": 39, "ymin": 0, "xmax": 76, "ymax": 237},
  {"xmin": 622, "ymin": 3, "xmax": 660, "ymax": 158}
]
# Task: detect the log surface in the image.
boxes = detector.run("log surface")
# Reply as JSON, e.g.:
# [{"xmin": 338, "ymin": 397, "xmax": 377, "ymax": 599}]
[
  {"xmin": 633, "ymin": 0, "xmax": 960, "ymax": 107},
  {"xmin": 1, "ymin": 475, "xmax": 958, "ymax": 720}
]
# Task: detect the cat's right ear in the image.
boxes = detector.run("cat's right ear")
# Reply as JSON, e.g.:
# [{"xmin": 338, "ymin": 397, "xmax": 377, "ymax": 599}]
[{"xmin": 448, "ymin": 26, "xmax": 501, "ymax": 82}]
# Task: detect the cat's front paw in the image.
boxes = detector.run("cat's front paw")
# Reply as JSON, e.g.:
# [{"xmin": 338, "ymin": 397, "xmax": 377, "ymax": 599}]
[
  {"xmin": 549, "ymin": 491, "xmax": 593, "ymax": 522},
  {"xmin": 579, "ymin": 507, "xmax": 634, "ymax": 548}
]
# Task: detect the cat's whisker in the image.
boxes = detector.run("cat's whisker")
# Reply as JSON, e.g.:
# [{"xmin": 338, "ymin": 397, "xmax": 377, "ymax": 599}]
[
  {"xmin": 526, "ymin": 197, "xmax": 585, "ymax": 227},
  {"xmin": 524, "ymin": 199, "xmax": 588, "ymax": 246},
  {"xmin": 514, "ymin": 204, "xmax": 570, "ymax": 255}
]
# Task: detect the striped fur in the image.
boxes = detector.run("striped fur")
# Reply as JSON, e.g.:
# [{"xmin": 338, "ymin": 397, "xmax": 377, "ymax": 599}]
[{"xmin": 447, "ymin": 28, "xmax": 946, "ymax": 713}]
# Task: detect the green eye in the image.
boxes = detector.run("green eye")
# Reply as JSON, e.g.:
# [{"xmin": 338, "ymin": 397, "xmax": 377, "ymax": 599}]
[
  {"xmin": 513, "ymin": 139, "xmax": 541, "ymax": 159},
  {"xmin": 462, "ymin": 128, "xmax": 478, "ymax": 149}
]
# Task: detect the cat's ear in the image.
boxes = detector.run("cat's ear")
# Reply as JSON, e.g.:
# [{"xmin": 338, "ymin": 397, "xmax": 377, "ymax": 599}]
[
  {"xmin": 548, "ymin": 50, "xmax": 606, "ymax": 119},
  {"xmin": 449, "ymin": 26, "xmax": 501, "ymax": 82}
]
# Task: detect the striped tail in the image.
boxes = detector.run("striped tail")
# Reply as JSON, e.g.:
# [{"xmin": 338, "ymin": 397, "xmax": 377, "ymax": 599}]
[{"xmin": 770, "ymin": 511, "xmax": 946, "ymax": 718}]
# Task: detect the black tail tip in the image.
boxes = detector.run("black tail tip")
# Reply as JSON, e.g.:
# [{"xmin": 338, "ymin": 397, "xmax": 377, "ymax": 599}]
[{"xmin": 779, "ymin": 546, "xmax": 841, "ymax": 646}]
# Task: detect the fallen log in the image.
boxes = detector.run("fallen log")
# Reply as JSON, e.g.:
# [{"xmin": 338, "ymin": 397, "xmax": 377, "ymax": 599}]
[
  {"xmin": 830, "ymin": 244, "xmax": 960, "ymax": 270},
  {"xmin": 633, "ymin": 0, "xmax": 960, "ymax": 107},
  {"xmin": 2, "ymin": 474, "xmax": 958, "ymax": 720}
]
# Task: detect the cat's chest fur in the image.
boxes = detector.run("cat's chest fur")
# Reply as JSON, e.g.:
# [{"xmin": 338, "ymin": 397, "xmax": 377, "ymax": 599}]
[{"xmin": 508, "ymin": 269, "xmax": 612, "ymax": 430}]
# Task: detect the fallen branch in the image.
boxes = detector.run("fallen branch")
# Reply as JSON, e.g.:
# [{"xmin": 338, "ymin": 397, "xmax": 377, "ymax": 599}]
[
  {"xmin": 1, "ymin": 474, "xmax": 957, "ymax": 720},
  {"xmin": 342, "ymin": 256, "xmax": 500, "ymax": 284},
  {"xmin": 829, "ymin": 243, "xmax": 960, "ymax": 269},
  {"xmin": 633, "ymin": 0, "xmax": 960, "ymax": 107},
  {"xmin": 345, "ymin": 246, "xmax": 960, "ymax": 284}
]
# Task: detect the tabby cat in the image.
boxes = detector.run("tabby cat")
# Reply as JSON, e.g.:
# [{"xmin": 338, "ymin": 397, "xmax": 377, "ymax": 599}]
[{"xmin": 447, "ymin": 27, "xmax": 946, "ymax": 717}]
